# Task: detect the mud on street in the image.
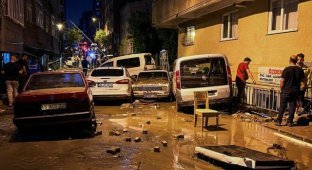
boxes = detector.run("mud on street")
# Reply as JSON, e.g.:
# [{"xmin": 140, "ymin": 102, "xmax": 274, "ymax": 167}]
[{"xmin": 0, "ymin": 102, "xmax": 311, "ymax": 170}]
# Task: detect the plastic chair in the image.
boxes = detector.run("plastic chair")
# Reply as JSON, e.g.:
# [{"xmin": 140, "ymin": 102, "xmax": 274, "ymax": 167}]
[{"xmin": 194, "ymin": 91, "xmax": 221, "ymax": 132}]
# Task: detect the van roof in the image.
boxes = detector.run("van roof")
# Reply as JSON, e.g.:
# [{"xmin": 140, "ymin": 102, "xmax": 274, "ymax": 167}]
[
  {"xmin": 105, "ymin": 53, "xmax": 152, "ymax": 62},
  {"xmin": 176, "ymin": 53, "xmax": 227, "ymax": 62}
]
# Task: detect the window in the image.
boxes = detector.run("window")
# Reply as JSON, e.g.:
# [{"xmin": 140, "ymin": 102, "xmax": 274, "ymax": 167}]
[
  {"xmin": 45, "ymin": 15, "xmax": 49, "ymax": 32},
  {"xmin": 117, "ymin": 58, "xmax": 140, "ymax": 68},
  {"xmin": 51, "ymin": 16, "xmax": 56, "ymax": 37},
  {"xmin": 26, "ymin": 0, "xmax": 32, "ymax": 23},
  {"xmin": 221, "ymin": 11, "xmax": 238, "ymax": 40},
  {"xmin": 144, "ymin": 54, "xmax": 155, "ymax": 65},
  {"xmin": 7, "ymin": 0, "xmax": 24, "ymax": 25},
  {"xmin": 36, "ymin": 2, "xmax": 44, "ymax": 28},
  {"xmin": 91, "ymin": 69, "xmax": 124, "ymax": 77},
  {"xmin": 182, "ymin": 26, "xmax": 195, "ymax": 46},
  {"xmin": 102, "ymin": 61, "xmax": 113, "ymax": 67},
  {"xmin": 180, "ymin": 57, "xmax": 227, "ymax": 89},
  {"xmin": 269, "ymin": 0, "xmax": 298, "ymax": 33}
]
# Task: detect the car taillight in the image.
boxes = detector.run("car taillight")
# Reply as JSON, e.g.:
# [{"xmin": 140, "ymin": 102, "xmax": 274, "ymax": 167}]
[
  {"xmin": 176, "ymin": 70, "xmax": 181, "ymax": 90},
  {"xmin": 227, "ymin": 66, "xmax": 232, "ymax": 85},
  {"xmin": 116, "ymin": 79, "xmax": 129, "ymax": 84}
]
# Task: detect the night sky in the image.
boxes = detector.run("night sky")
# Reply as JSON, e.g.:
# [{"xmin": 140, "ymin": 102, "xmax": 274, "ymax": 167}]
[{"xmin": 66, "ymin": 0, "xmax": 93, "ymax": 25}]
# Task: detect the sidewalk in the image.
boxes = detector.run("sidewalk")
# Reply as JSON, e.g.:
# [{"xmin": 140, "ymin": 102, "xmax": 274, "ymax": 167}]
[{"xmin": 263, "ymin": 121, "xmax": 312, "ymax": 144}]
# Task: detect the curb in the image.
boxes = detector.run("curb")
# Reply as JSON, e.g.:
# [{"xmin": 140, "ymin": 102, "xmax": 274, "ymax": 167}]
[{"xmin": 263, "ymin": 124, "xmax": 312, "ymax": 144}]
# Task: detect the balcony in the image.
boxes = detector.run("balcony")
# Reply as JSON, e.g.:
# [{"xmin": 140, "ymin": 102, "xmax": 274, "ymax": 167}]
[{"xmin": 152, "ymin": 0, "xmax": 254, "ymax": 28}]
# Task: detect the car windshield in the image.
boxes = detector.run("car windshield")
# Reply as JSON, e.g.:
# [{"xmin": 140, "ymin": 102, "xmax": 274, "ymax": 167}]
[
  {"xmin": 180, "ymin": 57, "xmax": 227, "ymax": 88},
  {"xmin": 138, "ymin": 72, "xmax": 168, "ymax": 80},
  {"xmin": 25, "ymin": 73, "xmax": 85, "ymax": 90},
  {"xmin": 91, "ymin": 69, "xmax": 124, "ymax": 77}
]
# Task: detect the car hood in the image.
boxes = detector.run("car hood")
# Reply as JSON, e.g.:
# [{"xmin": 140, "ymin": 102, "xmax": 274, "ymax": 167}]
[
  {"xmin": 16, "ymin": 87, "xmax": 87, "ymax": 103},
  {"xmin": 134, "ymin": 79, "xmax": 169, "ymax": 85}
]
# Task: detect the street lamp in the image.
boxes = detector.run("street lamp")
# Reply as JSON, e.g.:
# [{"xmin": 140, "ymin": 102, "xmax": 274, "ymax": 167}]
[
  {"xmin": 92, "ymin": 17, "xmax": 100, "ymax": 30},
  {"xmin": 57, "ymin": 23, "xmax": 64, "ymax": 69}
]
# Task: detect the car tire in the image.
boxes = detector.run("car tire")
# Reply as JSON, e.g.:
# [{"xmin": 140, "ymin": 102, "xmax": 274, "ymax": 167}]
[{"xmin": 176, "ymin": 101, "xmax": 183, "ymax": 112}]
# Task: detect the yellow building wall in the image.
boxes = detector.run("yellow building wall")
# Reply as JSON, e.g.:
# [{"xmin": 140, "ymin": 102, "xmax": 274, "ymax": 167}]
[{"xmin": 177, "ymin": 0, "xmax": 312, "ymax": 83}]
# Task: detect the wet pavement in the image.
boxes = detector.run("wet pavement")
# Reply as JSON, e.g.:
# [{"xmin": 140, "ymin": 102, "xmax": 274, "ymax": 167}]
[{"xmin": 0, "ymin": 102, "xmax": 311, "ymax": 169}]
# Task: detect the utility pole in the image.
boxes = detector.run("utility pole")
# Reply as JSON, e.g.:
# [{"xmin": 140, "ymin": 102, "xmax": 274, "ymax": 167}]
[{"xmin": 1, "ymin": 0, "xmax": 6, "ymax": 51}]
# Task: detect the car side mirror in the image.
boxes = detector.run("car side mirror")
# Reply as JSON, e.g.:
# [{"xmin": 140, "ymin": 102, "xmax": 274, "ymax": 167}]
[{"xmin": 87, "ymin": 80, "xmax": 96, "ymax": 87}]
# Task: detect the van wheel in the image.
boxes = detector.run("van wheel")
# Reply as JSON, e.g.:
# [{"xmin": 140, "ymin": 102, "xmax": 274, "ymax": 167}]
[{"xmin": 176, "ymin": 102, "xmax": 182, "ymax": 112}]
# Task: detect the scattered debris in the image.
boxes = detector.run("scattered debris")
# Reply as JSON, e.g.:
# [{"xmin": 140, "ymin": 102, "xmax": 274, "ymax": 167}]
[
  {"xmin": 183, "ymin": 118, "xmax": 192, "ymax": 122},
  {"xmin": 131, "ymin": 113, "xmax": 136, "ymax": 116},
  {"xmin": 146, "ymin": 121, "xmax": 151, "ymax": 124},
  {"xmin": 125, "ymin": 137, "xmax": 132, "ymax": 142},
  {"xmin": 120, "ymin": 103, "xmax": 133, "ymax": 110},
  {"xmin": 123, "ymin": 128, "xmax": 128, "ymax": 133},
  {"xmin": 106, "ymin": 147, "xmax": 121, "ymax": 155},
  {"xmin": 143, "ymin": 130, "xmax": 148, "ymax": 134},
  {"xmin": 156, "ymin": 116, "xmax": 162, "ymax": 119},
  {"xmin": 114, "ymin": 131, "xmax": 121, "ymax": 136},
  {"xmin": 154, "ymin": 146, "xmax": 160, "ymax": 152},
  {"xmin": 294, "ymin": 115, "xmax": 309, "ymax": 126},
  {"xmin": 134, "ymin": 137, "xmax": 141, "ymax": 142},
  {"xmin": 161, "ymin": 140, "xmax": 168, "ymax": 146},
  {"xmin": 175, "ymin": 134, "xmax": 184, "ymax": 140},
  {"xmin": 95, "ymin": 131, "xmax": 102, "ymax": 136}
]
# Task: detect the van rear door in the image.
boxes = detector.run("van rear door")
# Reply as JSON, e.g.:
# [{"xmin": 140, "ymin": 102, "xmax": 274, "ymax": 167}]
[
  {"xmin": 179, "ymin": 57, "xmax": 231, "ymax": 102},
  {"xmin": 144, "ymin": 54, "xmax": 156, "ymax": 70}
]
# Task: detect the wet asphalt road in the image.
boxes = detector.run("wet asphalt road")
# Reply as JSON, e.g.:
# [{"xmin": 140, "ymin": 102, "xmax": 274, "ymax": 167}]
[{"xmin": 0, "ymin": 102, "xmax": 311, "ymax": 170}]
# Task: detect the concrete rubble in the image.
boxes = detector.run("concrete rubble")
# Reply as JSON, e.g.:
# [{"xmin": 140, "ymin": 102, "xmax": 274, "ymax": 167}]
[{"xmin": 106, "ymin": 147, "xmax": 121, "ymax": 155}]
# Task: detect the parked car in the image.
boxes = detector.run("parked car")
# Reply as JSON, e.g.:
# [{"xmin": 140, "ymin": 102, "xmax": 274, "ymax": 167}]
[
  {"xmin": 173, "ymin": 54, "xmax": 233, "ymax": 111},
  {"xmin": 88, "ymin": 67, "xmax": 133, "ymax": 101},
  {"xmin": 132, "ymin": 70, "xmax": 172, "ymax": 100},
  {"xmin": 13, "ymin": 71, "xmax": 97, "ymax": 131},
  {"xmin": 100, "ymin": 53, "xmax": 156, "ymax": 76}
]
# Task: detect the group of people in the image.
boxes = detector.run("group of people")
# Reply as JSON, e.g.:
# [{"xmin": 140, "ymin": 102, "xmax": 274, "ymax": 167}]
[
  {"xmin": 235, "ymin": 53, "xmax": 309, "ymax": 127},
  {"xmin": 0, "ymin": 54, "xmax": 43, "ymax": 108}
]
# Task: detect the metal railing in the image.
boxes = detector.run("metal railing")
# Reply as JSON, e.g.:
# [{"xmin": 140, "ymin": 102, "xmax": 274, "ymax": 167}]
[{"xmin": 233, "ymin": 82, "xmax": 312, "ymax": 113}]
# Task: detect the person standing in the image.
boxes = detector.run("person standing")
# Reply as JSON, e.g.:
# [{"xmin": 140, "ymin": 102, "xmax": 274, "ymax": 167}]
[
  {"xmin": 2, "ymin": 54, "xmax": 23, "ymax": 107},
  {"xmin": 18, "ymin": 54, "xmax": 29, "ymax": 92},
  {"xmin": 235, "ymin": 57, "xmax": 256, "ymax": 105},
  {"xmin": 81, "ymin": 56, "xmax": 89, "ymax": 76},
  {"xmin": 276, "ymin": 55, "xmax": 305, "ymax": 126}
]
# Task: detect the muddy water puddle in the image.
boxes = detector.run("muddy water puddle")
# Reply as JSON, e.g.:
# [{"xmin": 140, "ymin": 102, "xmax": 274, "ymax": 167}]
[{"xmin": 0, "ymin": 102, "xmax": 311, "ymax": 169}]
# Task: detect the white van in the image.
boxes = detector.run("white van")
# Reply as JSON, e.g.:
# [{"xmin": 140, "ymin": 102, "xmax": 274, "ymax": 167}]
[
  {"xmin": 173, "ymin": 54, "xmax": 233, "ymax": 111},
  {"xmin": 100, "ymin": 53, "xmax": 156, "ymax": 76}
]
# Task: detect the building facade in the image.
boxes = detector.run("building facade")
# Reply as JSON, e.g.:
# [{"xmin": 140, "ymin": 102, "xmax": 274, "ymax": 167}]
[
  {"xmin": 0, "ymin": 0, "xmax": 63, "ymax": 68},
  {"xmin": 153, "ymin": 0, "xmax": 312, "ymax": 84}
]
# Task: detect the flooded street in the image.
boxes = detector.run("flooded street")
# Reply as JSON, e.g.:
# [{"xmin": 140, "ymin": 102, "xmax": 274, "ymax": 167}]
[{"xmin": 0, "ymin": 102, "xmax": 311, "ymax": 170}]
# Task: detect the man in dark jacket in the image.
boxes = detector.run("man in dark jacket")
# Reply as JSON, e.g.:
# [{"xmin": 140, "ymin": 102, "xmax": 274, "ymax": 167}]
[
  {"xmin": 81, "ymin": 56, "xmax": 89, "ymax": 76},
  {"xmin": 276, "ymin": 55, "xmax": 305, "ymax": 126},
  {"xmin": 2, "ymin": 54, "xmax": 23, "ymax": 107}
]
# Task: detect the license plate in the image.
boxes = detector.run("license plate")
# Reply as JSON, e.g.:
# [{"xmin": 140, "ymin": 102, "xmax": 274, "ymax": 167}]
[
  {"xmin": 41, "ymin": 103, "xmax": 67, "ymax": 111},
  {"xmin": 143, "ymin": 92, "xmax": 157, "ymax": 98},
  {"xmin": 98, "ymin": 83, "xmax": 113, "ymax": 88}
]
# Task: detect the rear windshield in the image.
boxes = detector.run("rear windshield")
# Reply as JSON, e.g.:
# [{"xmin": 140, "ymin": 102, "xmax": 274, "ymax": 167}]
[
  {"xmin": 91, "ymin": 69, "xmax": 124, "ymax": 77},
  {"xmin": 144, "ymin": 54, "xmax": 155, "ymax": 65},
  {"xmin": 138, "ymin": 72, "xmax": 168, "ymax": 80},
  {"xmin": 26, "ymin": 73, "xmax": 85, "ymax": 90},
  {"xmin": 180, "ymin": 57, "xmax": 228, "ymax": 89}
]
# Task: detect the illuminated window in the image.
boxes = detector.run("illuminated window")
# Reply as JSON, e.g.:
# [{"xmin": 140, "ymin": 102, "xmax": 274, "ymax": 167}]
[
  {"xmin": 182, "ymin": 26, "xmax": 195, "ymax": 46},
  {"xmin": 221, "ymin": 11, "xmax": 238, "ymax": 40},
  {"xmin": 269, "ymin": 0, "xmax": 298, "ymax": 33}
]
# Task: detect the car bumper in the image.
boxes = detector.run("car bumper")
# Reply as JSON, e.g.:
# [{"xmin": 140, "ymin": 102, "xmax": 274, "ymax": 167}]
[
  {"xmin": 93, "ymin": 94, "xmax": 132, "ymax": 101},
  {"xmin": 13, "ymin": 111, "xmax": 93, "ymax": 128},
  {"xmin": 133, "ymin": 91, "xmax": 170, "ymax": 99}
]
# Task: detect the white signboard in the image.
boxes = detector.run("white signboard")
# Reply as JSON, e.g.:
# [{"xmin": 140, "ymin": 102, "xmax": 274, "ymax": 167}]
[{"xmin": 258, "ymin": 67, "xmax": 284, "ymax": 84}]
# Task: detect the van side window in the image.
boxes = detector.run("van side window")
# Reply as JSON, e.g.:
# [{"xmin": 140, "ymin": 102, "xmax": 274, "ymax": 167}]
[
  {"xmin": 117, "ymin": 57, "xmax": 140, "ymax": 68},
  {"xmin": 144, "ymin": 54, "xmax": 155, "ymax": 65},
  {"xmin": 103, "ymin": 61, "xmax": 113, "ymax": 67}
]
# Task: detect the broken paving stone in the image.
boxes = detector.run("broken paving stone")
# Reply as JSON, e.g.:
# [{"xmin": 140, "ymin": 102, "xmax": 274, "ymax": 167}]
[
  {"xmin": 161, "ymin": 140, "xmax": 168, "ymax": 146},
  {"xmin": 125, "ymin": 137, "xmax": 131, "ymax": 142},
  {"xmin": 106, "ymin": 147, "xmax": 121, "ymax": 155},
  {"xmin": 175, "ymin": 134, "xmax": 184, "ymax": 140},
  {"xmin": 146, "ymin": 121, "xmax": 151, "ymax": 124},
  {"xmin": 95, "ymin": 131, "xmax": 102, "ymax": 136},
  {"xmin": 143, "ymin": 130, "xmax": 148, "ymax": 134},
  {"xmin": 114, "ymin": 131, "xmax": 121, "ymax": 136},
  {"xmin": 123, "ymin": 128, "xmax": 128, "ymax": 133},
  {"xmin": 134, "ymin": 137, "xmax": 141, "ymax": 142},
  {"xmin": 154, "ymin": 146, "xmax": 160, "ymax": 152}
]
